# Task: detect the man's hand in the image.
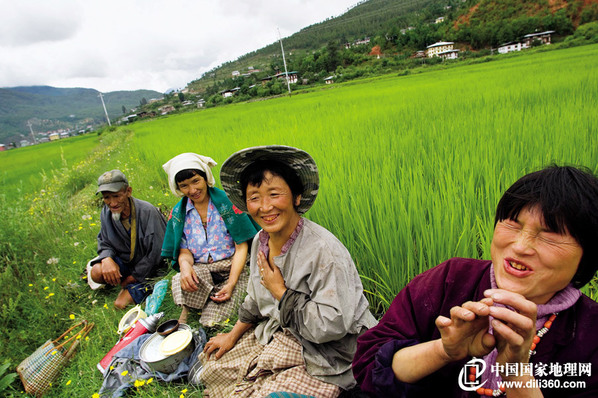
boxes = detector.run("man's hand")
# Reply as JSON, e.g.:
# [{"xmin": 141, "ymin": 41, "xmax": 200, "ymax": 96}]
[{"xmin": 101, "ymin": 257, "xmax": 122, "ymax": 286}]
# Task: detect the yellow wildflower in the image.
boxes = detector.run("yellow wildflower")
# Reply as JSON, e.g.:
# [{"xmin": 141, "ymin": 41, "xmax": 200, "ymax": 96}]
[
  {"xmin": 70, "ymin": 314, "xmax": 75, "ymax": 319},
  {"xmin": 66, "ymin": 380, "xmax": 72, "ymax": 386},
  {"xmin": 134, "ymin": 379, "xmax": 145, "ymax": 388}
]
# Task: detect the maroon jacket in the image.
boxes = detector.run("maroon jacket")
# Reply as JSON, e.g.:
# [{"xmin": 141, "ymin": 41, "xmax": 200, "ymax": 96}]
[{"xmin": 352, "ymin": 258, "xmax": 598, "ymax": 397}]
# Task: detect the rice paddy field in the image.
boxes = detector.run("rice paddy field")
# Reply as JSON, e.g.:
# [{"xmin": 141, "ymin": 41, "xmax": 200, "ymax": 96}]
[{"xmin": 0, "ymin": 43, "xmax": 597, "ymax": 396}]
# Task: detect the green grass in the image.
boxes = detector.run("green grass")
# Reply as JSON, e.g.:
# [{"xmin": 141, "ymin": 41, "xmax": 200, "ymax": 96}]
[{"xmin": 0, "ymin": 43, "xmax": 597, "ymax": 396}]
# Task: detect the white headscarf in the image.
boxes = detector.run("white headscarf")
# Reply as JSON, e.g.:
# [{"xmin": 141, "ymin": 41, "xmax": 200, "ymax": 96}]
[{"xmin": 162, "ymin": 153, "xmax": 217, "ymax": 197}]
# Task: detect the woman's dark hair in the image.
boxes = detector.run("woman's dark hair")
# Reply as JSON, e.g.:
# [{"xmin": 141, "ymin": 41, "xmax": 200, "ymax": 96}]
[
  {"xmin": 494, "ymin": 165, "xmax": 598, "ymax": 287},
  {"xmin": 175, "ymin": 169, "xmax": 207, "ymax": 186},
  {"xmin": 239, "ymin": 160, "xmax": 303, "ymax": 211}
]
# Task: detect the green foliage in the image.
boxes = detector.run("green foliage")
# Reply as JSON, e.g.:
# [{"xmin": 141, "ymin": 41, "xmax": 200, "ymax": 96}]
[{"xmin": 0, "ymin": 361, "xmax": 18, "ymax": 395}]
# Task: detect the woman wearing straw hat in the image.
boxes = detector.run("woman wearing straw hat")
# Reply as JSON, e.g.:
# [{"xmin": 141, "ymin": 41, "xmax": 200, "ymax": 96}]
[
  {"xmin": 161, "ymin": 153, "xmax": 260, "ymax": 326},
  {"xmin": 199, "ymin": 146, "xmax": 377, "ymax": 398}
]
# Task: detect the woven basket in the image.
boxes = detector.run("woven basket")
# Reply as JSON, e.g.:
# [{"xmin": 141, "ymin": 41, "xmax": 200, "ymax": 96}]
[{"xmin": 17, "ymin": 320, "xmax": 94, "ymax": 397}]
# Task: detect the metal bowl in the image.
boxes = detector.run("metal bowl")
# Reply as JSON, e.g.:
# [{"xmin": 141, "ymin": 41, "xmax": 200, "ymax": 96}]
[
  {"xmin": 139, "ymin": 323, "xmax": 195, "ymax": 374},
  {"xmin": 156, "ymin": 319, "xmax": 179, "ymax": 336}
]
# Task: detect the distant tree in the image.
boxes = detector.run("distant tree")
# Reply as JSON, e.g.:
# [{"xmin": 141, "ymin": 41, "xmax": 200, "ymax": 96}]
[
  {"xmin": 122, "ymin": 105, "xmax": 126, "ymax": 114},
  {"xmin": 178, "ymin": 92, "xmax": 185, "ymax": 102},
  {"xmin": 140, "ymin": 97, "xmax": 148, "ymax": 106},
  {"xmin": 326, "ymin": 40, "xmax": 341, "ymax": 72}
]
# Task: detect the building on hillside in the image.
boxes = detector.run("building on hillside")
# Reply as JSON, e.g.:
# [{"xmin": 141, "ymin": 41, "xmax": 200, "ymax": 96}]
[
  {"xmin": 159, "ymin": 105, "xmax": 176, "ymax": 115},
  {"xmin": 20, "ymin": 140, "xmax": 31, "ymax": 147},
  {"xmin": 49, "ymin": 132, "xmax": 60, "ymax": 141},
  {"xmin": 220, "ymin": 87, "xmax": 240, "ymax": 98},
  {"xmin": 324, "ymin": 76, "xmax": 335, "ymax": 85},
  {"xmin": 498, "ymin": 31, "xmax": 555, "ymax": 54},
  {"xmin": 435, "ymin": 16, "xmax": 445, "ymax": 24},
  {"xmin": 523, "ymin": 30, "xmax": 555, "ymax": 47},
  {"xmin": 437, "ymin": 49, "xmax": 459, "ymax": 60},
  {"xmin": 197, "ymin": 99, "xmax": 206, "ymax": 108},
  {"xmin": 232, "ymin": 70, "xmax": 240, "ymax": 77},
  {"xmin": 275, "ymin": 71, "xmax": 298, "ymax": 84},
  {"xmin": 498, "ymin": 42, "xmax": 525, "ymax": 54},
  {"xmin": 60, "ymin": 132, "xmax": 69, "ymax": 139},
  {"xmin": 345, "ymin": 37, "xmax": 371, "ymax": 49},
  {"xmin": 0, "ymin": 144, "xmax": 6, "ymax": 152},
  {"xmin": 426, "ymin": 41, "xmax": 454, "ymax": 58}
]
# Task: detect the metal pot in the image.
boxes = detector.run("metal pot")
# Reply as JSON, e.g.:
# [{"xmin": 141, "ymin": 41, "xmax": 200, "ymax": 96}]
[{"xmin": 139, "ymin": 323, "xmax": 195, "ymax": 374}]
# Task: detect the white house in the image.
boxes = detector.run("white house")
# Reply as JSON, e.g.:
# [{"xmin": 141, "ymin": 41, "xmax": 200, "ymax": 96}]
[
  {"xmin": 498, "ymin": 42, "xmax": 525, "ymax": 54},
  {"xmin": 437, "ymin": 49, "xmax": 459, "ymax": 59},
  {"xmin": 523, "ymin": 31, "xmax": 555, "ymax": 47},
  {"xmin": 275, "ymin": 72, "xmax": 298, "ymax": 84},
  {"xmin": 426, "ymin": 41, "xmax": 455, "ymax": 58}
]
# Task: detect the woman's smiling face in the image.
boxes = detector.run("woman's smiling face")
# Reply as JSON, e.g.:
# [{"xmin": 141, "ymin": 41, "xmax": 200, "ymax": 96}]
[
  {"xmin": 491, "ymin": 205, "xmax": 583, "ymax": 304},
  {"xmin": 177, "ymin": 173, "xmax": 208, "ymax": 204},
  {"xmin": 245, "ymin": 171, "xmax": 301, "ymax": 239}
]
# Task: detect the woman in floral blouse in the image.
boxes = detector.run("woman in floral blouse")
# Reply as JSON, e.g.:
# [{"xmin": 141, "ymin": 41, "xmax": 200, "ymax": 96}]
[{"xmin": 161, "ymin": 153, "xmax": 259, "ymax": 326}]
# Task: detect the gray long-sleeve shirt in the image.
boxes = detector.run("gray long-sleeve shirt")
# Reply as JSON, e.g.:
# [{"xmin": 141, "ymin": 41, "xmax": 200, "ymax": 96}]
[
  {"xmin": 239, "ymin": 218, "xmax": 377, "ymax": 389},
  {"xmin": 97, "ymin": 197, "xmax": 167, "ymax": 282}
]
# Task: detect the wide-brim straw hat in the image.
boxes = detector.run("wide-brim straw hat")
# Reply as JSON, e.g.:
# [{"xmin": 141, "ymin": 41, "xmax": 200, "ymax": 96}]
[{"xmin": 220, "ymin": 145, "xmax": 319, "ymax": 214}]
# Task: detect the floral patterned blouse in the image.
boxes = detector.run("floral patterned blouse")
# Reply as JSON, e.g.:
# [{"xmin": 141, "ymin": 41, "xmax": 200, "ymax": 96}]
[{"xmin": 180, "ymin": 198, "xmax": 235, "ymax": 263}]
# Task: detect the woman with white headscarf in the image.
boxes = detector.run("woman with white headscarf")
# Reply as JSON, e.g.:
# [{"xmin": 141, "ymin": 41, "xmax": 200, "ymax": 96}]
[{"xmin": 161, "ymin": 153, "xmax": 260, "ymax": 326}]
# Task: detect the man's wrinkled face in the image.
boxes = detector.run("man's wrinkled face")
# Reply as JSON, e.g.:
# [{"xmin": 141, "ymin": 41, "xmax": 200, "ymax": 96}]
[{"xmin": 102, "ymin": 187, "xmax": 132, "ymax": 218}]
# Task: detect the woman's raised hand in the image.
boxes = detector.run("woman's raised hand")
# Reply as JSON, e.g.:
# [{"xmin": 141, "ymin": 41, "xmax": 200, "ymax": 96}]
[
  {"xmin": 257, "ymin": 251, "xmax": 287, "ymax": 301},
  {"xmin": 484, "ymin": 289, "xmax": 537, "ymax": 371},
  {"xmin": 436, "ymin": 298, "xmax": 496, "ymax": 361}
]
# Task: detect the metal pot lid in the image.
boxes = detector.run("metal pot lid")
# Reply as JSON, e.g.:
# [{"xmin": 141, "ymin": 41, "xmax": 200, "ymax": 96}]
[{"xmin": 159, "ymin": 330, "xmax": 192, "ymax": 356}]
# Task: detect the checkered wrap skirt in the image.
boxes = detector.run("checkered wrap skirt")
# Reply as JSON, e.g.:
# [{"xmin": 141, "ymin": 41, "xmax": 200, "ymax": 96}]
[
  {"xmin": 199, "ymin": 329, "xmax": 341, "ymax": 398},
  {"xmin": 171, "ymin": 257, "xmax": 248, "ymax": 327}
]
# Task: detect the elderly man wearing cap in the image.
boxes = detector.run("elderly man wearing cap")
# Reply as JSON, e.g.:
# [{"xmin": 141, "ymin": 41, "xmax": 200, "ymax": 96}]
[
  {"xmin": 199, "ymin": 146, "xmax": 377, "ymax": 398},
  {"xmin": 87, "ymin": 170, "xmax": 167, "ymax": 309}
]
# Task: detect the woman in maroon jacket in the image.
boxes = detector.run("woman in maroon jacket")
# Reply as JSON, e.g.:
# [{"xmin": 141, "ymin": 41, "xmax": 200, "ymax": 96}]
[{"xmin": 353, "ymin": 165, "xmax": 598, "ymax": 398}]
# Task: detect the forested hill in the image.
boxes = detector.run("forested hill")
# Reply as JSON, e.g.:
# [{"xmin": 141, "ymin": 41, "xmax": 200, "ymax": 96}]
[
  {"xmin": 0, "ymin": 86, "xmax": 161, "ymax": 145},
  {"xmin": 189, "ymin": 0, "xmax": 598, "ymax": 90}
]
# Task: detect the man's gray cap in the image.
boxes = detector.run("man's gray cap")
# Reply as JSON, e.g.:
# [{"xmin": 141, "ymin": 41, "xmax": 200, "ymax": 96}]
[{"xmin": 97, "ymin": 170, "xmax": 128, "ymax": 194}]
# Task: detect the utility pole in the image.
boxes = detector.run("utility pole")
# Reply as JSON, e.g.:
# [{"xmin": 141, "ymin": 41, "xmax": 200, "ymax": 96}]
[
  {"xmin": 27, "ymin": 121, "xmax": 37, "ymax": 144},
  {"xmin": 277, "ymin": 28, "xmax": 291, "ymax": 96},
  {"xmin": 98, "ymin": 92, "xmax": 112, "ymax": 126}
]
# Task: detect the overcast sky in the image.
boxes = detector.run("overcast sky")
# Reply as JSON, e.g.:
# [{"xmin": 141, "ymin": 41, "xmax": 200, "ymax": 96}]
[{"xmin": 0, "ymin": 0, "xmax": 357, "ymax": 93}]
